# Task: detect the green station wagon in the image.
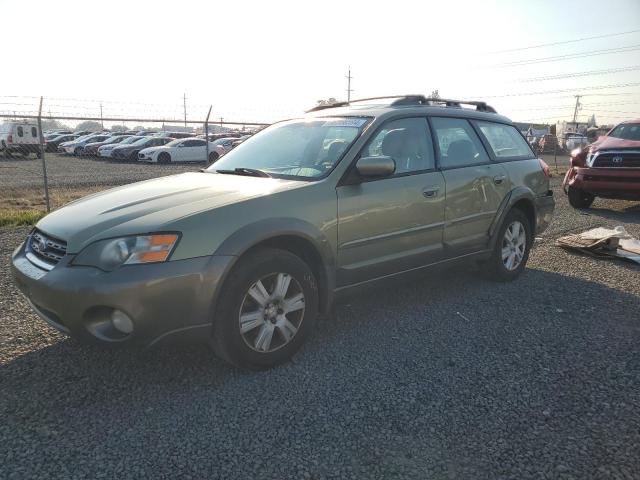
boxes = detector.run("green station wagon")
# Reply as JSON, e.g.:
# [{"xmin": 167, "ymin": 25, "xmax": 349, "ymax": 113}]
[{"xmin": 11, "ymin": 95, "xmax": 555, "ymax": 369}]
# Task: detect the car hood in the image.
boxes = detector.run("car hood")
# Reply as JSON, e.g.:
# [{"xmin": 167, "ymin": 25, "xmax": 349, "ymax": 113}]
[
  {"xmin": 591, "ymin": 136, "xmax": 640, "ymax": 152},
  {"xmin": 36, "ymin": 172, "xmax": 306, "ymax": 253}
]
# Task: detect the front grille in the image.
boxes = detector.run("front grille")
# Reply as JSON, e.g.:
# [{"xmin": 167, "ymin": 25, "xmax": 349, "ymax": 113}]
[
  {"xmin": 27, "ymin": 229, "xmax": 67, "ymax": 269},
  {"xmin": 593, "ymin": 151, "xmax": 640, "ymax": 168}
]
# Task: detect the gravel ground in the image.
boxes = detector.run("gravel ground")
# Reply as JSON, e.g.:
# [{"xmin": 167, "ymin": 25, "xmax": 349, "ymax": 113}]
[
  {"xmin": 1, "ymin": 178, "xmax": 639, "ymax": 479},
  {"xmin": 0, "ymin": 152, "xmax": 197, "ymax": 188}
]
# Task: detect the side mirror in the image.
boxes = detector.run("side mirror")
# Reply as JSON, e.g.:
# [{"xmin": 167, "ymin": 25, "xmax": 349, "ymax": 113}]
[{"xmin": 355, "ymin": 156, "xmax": 395, "ymax": 178}]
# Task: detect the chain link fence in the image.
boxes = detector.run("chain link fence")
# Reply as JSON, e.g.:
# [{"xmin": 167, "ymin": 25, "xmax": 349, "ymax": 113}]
[{"xmin": 1, "ymin": 97, "xmax": 270, "ymax": 222}]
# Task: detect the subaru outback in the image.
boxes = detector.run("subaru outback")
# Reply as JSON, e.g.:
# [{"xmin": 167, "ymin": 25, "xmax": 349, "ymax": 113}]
[{"xmin": 11, "ymin": 95, "xmax": 555, "ymax": 369}]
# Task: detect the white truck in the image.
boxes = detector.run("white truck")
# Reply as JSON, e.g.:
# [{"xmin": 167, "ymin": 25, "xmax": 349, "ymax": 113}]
[{"xmin": 0, "ymin": 121, "xmax": 42, "ymax": 158}]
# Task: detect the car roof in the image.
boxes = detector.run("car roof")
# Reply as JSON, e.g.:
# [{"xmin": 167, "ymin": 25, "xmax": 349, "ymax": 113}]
[{"xmin": 304, "ymin": 95, "xmax": 513, "ymax": 124}]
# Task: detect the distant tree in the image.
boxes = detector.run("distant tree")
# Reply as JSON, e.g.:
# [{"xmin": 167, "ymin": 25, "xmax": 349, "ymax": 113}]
[
  {"xmin": 132, "ymin": 126, "xmax": 145, "ymax": 131},
  {"xmin": 430, "ymin": 90, "xmax": 440, "ymax": 99},
  {"xmin": 75, "ymin": 120, "xmax": 102, "ymax": 132},
  {"xmin": 110, "ymin": 124, "xmax": 127, "ymax": 132}
]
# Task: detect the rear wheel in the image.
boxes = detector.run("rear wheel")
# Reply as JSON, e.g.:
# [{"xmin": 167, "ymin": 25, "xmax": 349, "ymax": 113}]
[
  {"xmin": 211, "ymin": 248, "xmax": 318, "ymax": 369},
  {"xmin": 74, "ymin": 147, "xmax": 82, "ymax": 156},
  {"xmin": 208, "ymin": 152, "xmax": 217, "ymax": 163},
  {"xmin": 567, "ymin": 186, "xmax": 595, "ymax": 209},
  {"xmin": 485, "ymin": 209, "xmax": 532, "ymax": 282},
  {"xmin": 158, "ymin": 152, "xmax": 171, "ymax": 164},
  {"xmin": 129, "ymin": 150, "xmax": 139, "ymax": 162}
]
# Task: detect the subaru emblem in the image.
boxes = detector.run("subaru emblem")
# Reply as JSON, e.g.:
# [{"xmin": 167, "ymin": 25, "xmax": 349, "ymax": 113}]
[{"xmin": 612, "ymin": 156, "xmax": 623, "ymax": 164}]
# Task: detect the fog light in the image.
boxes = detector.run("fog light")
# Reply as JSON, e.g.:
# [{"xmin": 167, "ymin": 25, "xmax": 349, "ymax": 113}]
[{"xmin": 111, "ymin": 310, "xmax": 134, "ymax": 334}]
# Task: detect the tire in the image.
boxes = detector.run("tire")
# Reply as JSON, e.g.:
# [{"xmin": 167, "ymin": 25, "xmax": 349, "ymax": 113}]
[
  {"xmin": 211, "ymin": 247, "xmax": 319, "ymax": 370},
  {"xmin": 74, "ymin": 147, "xmax": 82, "ymax": 156},
  {"xmin": 129, "ymin": 150, "xmax": 139, "ymax": 162},
  {"xmin": 567, "ymin": 186, "xmax": 595, "ymax": 209},
  {"xmin": 158, "ymin": 152, "xmax": 171, "ymax": 164},
  {"xmin": 208, "ymin": 152, "xmax": 217, "ymax": 163},
  {"xmin": 484, "ymin": 209, "xmax": 532, "ymax": 282}
]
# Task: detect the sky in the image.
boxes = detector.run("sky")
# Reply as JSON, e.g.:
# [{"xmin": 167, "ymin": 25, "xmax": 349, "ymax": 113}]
[{"xmin": 1, "ymin": 0, "xmax": 639, "ymax": 127}]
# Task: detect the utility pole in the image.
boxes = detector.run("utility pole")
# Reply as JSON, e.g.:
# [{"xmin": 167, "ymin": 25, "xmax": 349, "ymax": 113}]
[
  {"xmin": 99, "ymin": 102, "xmax": 104, "ymax": 129},
  {"xmin": 572, "ymin": 95, "xmax": 581, "ymax": 123},
  {"xmin": 220, "ymin": 117, "xmax": 223, "ymax": 128},
  {"xmin": 183, "ymin": 93, "xmax": 187, "ymax": 127},
  {"xmin": 346, "ymin": 66, "xmax": 354, "ymax": 102}
]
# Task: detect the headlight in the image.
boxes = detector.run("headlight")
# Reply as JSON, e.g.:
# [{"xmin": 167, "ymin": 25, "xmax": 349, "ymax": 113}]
[{"xmin": 73, "ymin": 233, "xmax": 179, "ymax": 271}]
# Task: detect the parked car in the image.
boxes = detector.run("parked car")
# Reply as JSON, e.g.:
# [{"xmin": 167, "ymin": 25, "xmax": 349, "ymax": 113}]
[
  {"xmin": 73, "ymin": 130, "xmax": 94, "ymax": 137},
  {"xmin": 208, "ymin": 137, "xmax": 239, "ymax": 161},
  {"xmin": 61, "ymin": 134, "xmax": 110, "ymax": 155},
  {"xmin": 138, "ymin": 137, "xmax": 216, "ymax": 163},
  {"xmin": 45, "ymin": 134, "xmax": 80, "ymax": 152},
  {"xmin": 563, "ymin": 118, "xmax": 640, "ymax": 208},
  {"xmin": 10, "ymin": 94, "xmax": 554, "ymax": 369},
  {"xmin": 564, "ymin": 132, "xmax": 588, "ymax": 152},
  {"xmin": 108, "ymin": 136, "xmax": 173, "ymax": 161},
  {"xmin": 81, "ymin": 135, "xmax": 133, "ymax": 157},
  {"xmin": 0, "ymin": 121, "xmax": 41, "ymax": 157},
  {"xmin": 153, "ymin": 131, "xmax": 195, "ymax": 139}
]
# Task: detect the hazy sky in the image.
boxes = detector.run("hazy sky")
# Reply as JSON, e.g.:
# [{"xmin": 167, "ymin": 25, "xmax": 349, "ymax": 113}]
[{"xmin": 1, "ymin": 0, "xmax": 639, "ymax": 126}]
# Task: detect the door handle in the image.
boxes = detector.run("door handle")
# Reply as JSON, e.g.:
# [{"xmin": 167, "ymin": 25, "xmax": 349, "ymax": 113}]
[
  {"xmin": 422, "ymin": 186, "xmax": 440, "ymax": 198},
  {"xmin": 493, "ymin": 174, "xmax": 506, "ymax": 185}
]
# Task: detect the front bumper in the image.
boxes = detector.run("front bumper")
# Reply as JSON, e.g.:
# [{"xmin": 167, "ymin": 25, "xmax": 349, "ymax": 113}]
[
  {"xmin": 563, "ymin": 167, "xmax": 640, "ymax": 200},
  {"xmin": 11, "ymin": 241, "xmax": 236, "ymax": 347},
  {"xmin": 534, "ymin": 190, "xmax": 555, "ymax": 234}
]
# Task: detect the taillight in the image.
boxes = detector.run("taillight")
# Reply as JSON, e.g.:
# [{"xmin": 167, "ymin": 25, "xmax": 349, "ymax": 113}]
[
  {"xmin": 539, "ymin": 158, "xmax": 551, "ymax": 178},
  {"xmin": 7, "ymin": 135, "xmax": 12, "ymax": 144}
]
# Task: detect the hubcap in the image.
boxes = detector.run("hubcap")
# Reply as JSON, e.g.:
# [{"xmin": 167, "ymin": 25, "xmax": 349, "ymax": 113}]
[
  {"xmin": 501, "ymin": 221, "xmax": 526, "ymax": 271},
  {"xmin": 239, "ymin": 272, "xmax": 305, "ymax": 353}
]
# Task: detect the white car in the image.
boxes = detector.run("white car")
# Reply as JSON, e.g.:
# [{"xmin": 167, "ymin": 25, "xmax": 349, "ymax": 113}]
[
  {"xmin": 565, "ymin": 133, "xmax": 588, "ymax": 151},
  {"xmin": 138, "ymin": 137, "xmax": 216, "ymax": 163}
]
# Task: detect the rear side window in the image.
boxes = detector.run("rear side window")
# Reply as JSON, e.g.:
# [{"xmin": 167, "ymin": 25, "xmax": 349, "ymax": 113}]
[
  {"xmin": 430, "ymin": 117, "xmax": 488, "ymax": 168},
  {"xmin": 475, "ymin": 121, "xmax": 533, "ymax": 159},
  {"xmin": 17, "ymin": 126, "xmax": 24, "ymax": 137},
  {"xmin": 31, "ymin": 127, "xmax": 38, "ymax": 137}
]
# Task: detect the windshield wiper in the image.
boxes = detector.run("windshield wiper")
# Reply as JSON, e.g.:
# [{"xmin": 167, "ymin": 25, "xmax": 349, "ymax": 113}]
[{"xmin": 216, "ymin": 167, "xmax": 272, "ymax": 178}]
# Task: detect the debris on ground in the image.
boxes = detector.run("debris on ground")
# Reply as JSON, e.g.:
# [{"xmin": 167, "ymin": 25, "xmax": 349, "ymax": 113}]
[{"xmin": 556, "ymin": 226, "xmax": 640, "ymax": 264}]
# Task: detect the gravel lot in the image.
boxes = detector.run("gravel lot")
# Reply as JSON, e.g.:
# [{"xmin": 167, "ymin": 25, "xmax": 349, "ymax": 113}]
[
  {"xmin": 1, "ymin": 178, "xmax": 639, "ymax": 479},
  {"xmin": 0, "ymin": 152, "xmax": 197, "ymax": 189}
]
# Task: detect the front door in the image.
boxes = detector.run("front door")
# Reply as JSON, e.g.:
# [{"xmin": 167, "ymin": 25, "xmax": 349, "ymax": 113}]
[{"xmin": 336, "ymin": 117, "xmax": 446, "ymax": 287}]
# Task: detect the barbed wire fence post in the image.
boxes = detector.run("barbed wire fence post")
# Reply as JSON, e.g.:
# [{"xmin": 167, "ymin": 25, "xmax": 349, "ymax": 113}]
[{"xmin": 36, "ymin": 96, "xmax": 51, "ymax": 212}]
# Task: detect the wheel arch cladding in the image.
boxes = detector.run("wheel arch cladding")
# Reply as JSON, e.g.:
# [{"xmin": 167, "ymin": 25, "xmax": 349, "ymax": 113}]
[{"xmin": 214, "ymin": 219, "xmax": 336, "ymax": 314}]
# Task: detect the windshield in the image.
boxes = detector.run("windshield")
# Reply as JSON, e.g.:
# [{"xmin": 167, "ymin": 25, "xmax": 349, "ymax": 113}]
[
  {"xmin": 608, "ymin": 123, "xmax": 640, "ymax": 141},
  {"xmin": 207, "ymin": 117, "xmax": 369, "ymax": 179},
  {"xmin": 119, "ymin": 136, "xmax": 144, "ymax": 145}
]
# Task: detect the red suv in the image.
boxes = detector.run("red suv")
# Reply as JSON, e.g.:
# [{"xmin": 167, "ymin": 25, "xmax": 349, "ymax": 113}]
[{"xmin": 563, "ymin": 119, "xmax": 640, "ymax": 208}]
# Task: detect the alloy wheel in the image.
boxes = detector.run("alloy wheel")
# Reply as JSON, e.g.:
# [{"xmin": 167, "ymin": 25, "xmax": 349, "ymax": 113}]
[
  {"xmin": 238, "ymin": 272, "xmax": 305, "ymax": 353},
  {"xmin": 501, "ymin": 220, "xmax": 527, "ymax": 271}
]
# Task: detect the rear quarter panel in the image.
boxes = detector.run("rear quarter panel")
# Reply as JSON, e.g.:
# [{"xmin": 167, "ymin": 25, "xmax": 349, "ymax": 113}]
[{"xmin": 502, "ymin": 158, "xmax": 548, "ymax": 196}]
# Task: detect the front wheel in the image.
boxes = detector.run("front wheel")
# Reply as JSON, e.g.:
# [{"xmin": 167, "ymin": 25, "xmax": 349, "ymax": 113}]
[
  {"xmin": 208, "ymin": 152, "xmax": 218, "ymax": 163},
  {"xmin": 484, "ymin": 209, "xmax": 532, "ymax": 282},
  {"xmin": 157, "ymin": 152, "xmax": 171, "ymax": 164},
  {"xmin": 567, "ymin": 186, "xmax": 595, "ymax": 209},
  {"xmin": 211, "ymin": 248, "xmax": 319, "ymax": 369}
]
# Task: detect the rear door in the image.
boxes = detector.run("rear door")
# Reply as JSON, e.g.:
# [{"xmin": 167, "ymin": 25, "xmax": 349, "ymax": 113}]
[
  {"xmin": 181, "ymin": 139, "xmax": 206, "ymax": 161},
  {"xmin": 336, "ymin": 117, "xmax": 446, "ymax": 286},
  {"xmin": 430, "ymin": 117, "xmax": 509, "ymax": 256}
]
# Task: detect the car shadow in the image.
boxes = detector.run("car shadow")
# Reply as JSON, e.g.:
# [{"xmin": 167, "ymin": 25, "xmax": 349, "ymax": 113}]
[
  {"xmin": 2, "ymin": 264, "xmax": 638, "ymax": 401},
  {"xmin": 585, "ymin": 202, "xmax": 640, "ymax": 226}
]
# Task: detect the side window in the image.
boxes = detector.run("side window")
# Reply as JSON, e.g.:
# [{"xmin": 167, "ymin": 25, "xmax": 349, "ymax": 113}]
[
  {"xmin": 430, "ymin": 117, "xmax": 489, "ymax": 168},
  {"xmin": 31, "ymin": 127, "xmax": 38, "ymax": 137},
  {"xmin": 187, "ymin": 139, "xmax": 206, "ymax": 147},
  {"xmin": 361, "ymin": 117, "xmax": 434, "ymax": 174},
  {"xmin": 17, "ymin": 126, "xmax": 24, "ymax": 137},
  {"xmin": 475, "ymin": 121, "xmax": 533, "ymax": 159}
]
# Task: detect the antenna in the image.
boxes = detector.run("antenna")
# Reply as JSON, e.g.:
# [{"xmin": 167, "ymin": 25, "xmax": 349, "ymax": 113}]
[{"xmin": 346, "ymin": 66, "xmax": 354, "ymax": 102}]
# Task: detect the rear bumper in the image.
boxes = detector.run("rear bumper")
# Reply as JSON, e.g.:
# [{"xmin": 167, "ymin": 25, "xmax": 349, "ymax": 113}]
[
  {"xmin": 11, "ymin": 241, "xmax": 237, "ymax": 347},
  {"xmin": 563, "ymin": 167, "xmax": 640, "ymax": 199},
  {"xmin": 534, "ymin": 190, "xmax": 554, "ymax": 234}
]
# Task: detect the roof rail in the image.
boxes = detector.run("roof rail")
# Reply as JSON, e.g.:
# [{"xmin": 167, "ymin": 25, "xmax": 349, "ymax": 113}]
[{"xmin": 306, "ymin": 94, "xmax": 497, "ymax": 113}]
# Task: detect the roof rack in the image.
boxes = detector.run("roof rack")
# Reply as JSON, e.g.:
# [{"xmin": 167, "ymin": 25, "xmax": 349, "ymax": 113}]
[{"xmin": 306, "ymin": 94, "xmax": 497, "ymax": 114}]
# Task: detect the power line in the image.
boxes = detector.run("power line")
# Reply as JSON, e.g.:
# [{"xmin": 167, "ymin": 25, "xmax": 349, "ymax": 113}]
[
  {"xmin": 480, "ymin": 82, "xmax": 640, "ymax": 98},
  {"xmin": 486, "ymin": 44, "xmax": 640, "ymax": 68},
  {"xmin": 486, "ymin": 29, "xmax": 640, "ymax": 54},
  {"xmin": 515, "ymin": 65, "xmax": 640, "ymax": 83}
]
